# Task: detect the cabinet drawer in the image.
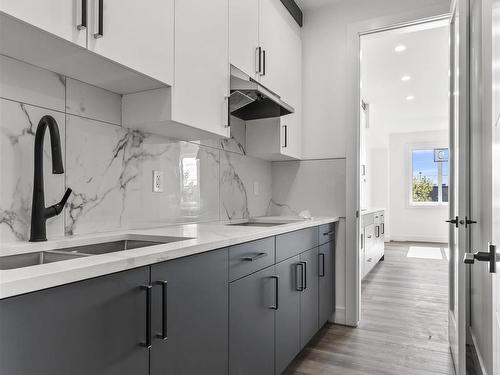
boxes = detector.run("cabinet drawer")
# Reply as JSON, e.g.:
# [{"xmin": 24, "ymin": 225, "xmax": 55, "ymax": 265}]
[
  {"xmin": 364, "ymin": 224, "xmax": 376, "ymax": 251},
  {"xmin": 276, "ymin": 227, "xmax": 319, "ymax": 262},
  {"xmin": 319, "ymin": 223, "xmax": 335, "ymax": 245},
  {"xmin": 229, "ymin": 237, "xmax": 275, "ymax": 281}
]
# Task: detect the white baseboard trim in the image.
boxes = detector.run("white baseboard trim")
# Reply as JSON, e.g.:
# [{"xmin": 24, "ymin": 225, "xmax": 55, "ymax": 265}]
[
  {"xmin": 389, "ymin": 235, "xmax": 448, "ymax": 244},
  {"xmin": 469, "ymin": 327, "xmax": 488, "ymax": 375},
  {"xmin": 330, "ymin": 306, "xmax": 346, "ymax": 325}
]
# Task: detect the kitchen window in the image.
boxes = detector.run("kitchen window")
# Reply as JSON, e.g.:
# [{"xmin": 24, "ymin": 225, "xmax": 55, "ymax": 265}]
[{"xmin": 410, "ymin": 148, "xmax": 449, "ymax": 205}]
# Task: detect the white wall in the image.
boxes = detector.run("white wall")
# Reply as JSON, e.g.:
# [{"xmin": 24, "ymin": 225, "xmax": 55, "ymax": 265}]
[
  {"xmin": 301, "ymin": 0, "xmax": 451, "ymax": 326},
  {"xmin": 301, "ymin": 0, "xmax": 451, "ymax": 159},
  {"xmin": 270, "ymin": 158, "xmax": 347, "ymax": 324},
  {"xmin": 389, "ymin": 130, "xmax": 449, "ymax": 242}
]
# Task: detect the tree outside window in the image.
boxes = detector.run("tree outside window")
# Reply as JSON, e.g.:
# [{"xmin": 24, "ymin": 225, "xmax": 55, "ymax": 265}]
[{"xmin": 411, "ymin": 148, "xmax": 449, "ymax": 205}]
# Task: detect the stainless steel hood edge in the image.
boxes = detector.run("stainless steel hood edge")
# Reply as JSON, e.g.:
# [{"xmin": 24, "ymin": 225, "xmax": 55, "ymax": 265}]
[{"xmin": 229, "ymin": 65, "xmax": 294, "ymax": 121}]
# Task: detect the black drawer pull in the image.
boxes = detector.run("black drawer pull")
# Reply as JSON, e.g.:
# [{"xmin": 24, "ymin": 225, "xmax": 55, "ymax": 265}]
[
  {"xmin": 77, "ymin": 0, "xmax": 87, "ymax": 30},
  {"xmin": 156, "ymin": 281, "xmax": 168, "ymax": 340},
  {"xmin": 262, "ymin": 49, "xmax": 266, "ymax": 76},
  {"xmin": 302, "ymin": 261, "xmax": 307, "ymax": 290},
  {"xmin": 322, "ymin": 230, "xmax": 334, "ymax": 236},
  {"xmin": 242, "ymin": 252, "xmax": 268, "ymax": 261},
  {"xmin": 141, "ymin": 285, "xmax": 152, "ymax": 348}
]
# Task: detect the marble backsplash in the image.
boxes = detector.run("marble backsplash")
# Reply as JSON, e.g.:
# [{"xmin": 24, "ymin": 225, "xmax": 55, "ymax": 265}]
[{"xmin": 0, "ymin": 55, "xmax": 271, "ymax": 243}]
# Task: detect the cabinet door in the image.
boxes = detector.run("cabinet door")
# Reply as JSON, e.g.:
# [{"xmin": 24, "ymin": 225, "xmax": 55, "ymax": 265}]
[
  {"xmin": 173, "ymin": 0, "xmax": 230, "ymax": 138},
  {"xmin": 0, "ymin": 267, "xmax": 150, "ymax": 375},
  {"xmin": 229, "ymin": 266, "xmax": 276, "ymax": 375},
  {"xmin": 299, "ymin": 247, "xmax": 319, "ymax": 348},
  {"xmin": 229, "ymin": 0, "xmax": 259, "ymax": 78},
  {"xmin": 275, "ymin": 255, "xmax": 301, "ymax": 375},
  {"xmin": 150, "ymin": 249, "xmax": 228, "ymax": 375},
  {"xmin": 87, "ymin": 0, "xmax": 174, "ymax": 85},
  {"xmin": 0, "ymin": 0, "xmax": 87, "ymax": 47},
  {"xmin": 319, "ymin": 241, "xmax": 335, "ymax": 326}
]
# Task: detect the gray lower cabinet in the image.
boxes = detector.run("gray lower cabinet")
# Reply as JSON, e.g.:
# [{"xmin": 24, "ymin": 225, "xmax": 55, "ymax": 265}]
[
  {"xmin": 299, "ymin": 247, "xmax": 319, "ymax": 348},
  {"xmin": 0, "ymin": 267, "xmax": 150, "ymax": 375},
  {"xmin": 275, "ymin": 255, "xmax": 301, "ymax": 375},
  {"xmin": 229, "ymin": 266, "xmax": 277, "ymax": 375},
  {"xmin": 319, "ymin": 241, "xmax": 335, "ymax": 326},
  {"xmin": 150, "ymin": 248, "xmax": 229, "ymax": 375}
]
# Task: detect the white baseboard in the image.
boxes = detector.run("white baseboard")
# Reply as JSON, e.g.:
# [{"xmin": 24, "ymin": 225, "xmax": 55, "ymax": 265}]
[
  {"xmin": 389, "ymin": 235, "xmax": 448, "ymax": 244},
  {"xmin": 330, "ymin": 306, "xmax": 346, "ymax": 325}
]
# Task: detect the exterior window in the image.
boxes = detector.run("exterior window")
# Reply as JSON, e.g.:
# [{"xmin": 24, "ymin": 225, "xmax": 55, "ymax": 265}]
[{"xmin": 411, "ymin": 148, "xmax": 449, "ymax": 205}]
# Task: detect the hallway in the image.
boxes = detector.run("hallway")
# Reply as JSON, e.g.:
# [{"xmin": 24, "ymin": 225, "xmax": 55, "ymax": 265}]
[{"xmin": 287, "ymin": 242, "xmax": 455, "ymax": 375}]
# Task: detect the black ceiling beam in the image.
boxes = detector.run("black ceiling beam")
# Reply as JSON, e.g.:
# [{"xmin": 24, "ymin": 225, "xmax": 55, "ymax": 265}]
[{"xmin": 281, "ymin": 0, "xmax": 303, "ymax": 27}]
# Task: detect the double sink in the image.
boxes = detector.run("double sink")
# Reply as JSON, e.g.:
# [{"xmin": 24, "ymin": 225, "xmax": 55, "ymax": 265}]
[
  {"xmin": 0, "ymin": 235, "xmax": 191, "ymax": 271},
  {"xmin": 1, "ymin": 218, "xmax": 307, "ymax": 270}
]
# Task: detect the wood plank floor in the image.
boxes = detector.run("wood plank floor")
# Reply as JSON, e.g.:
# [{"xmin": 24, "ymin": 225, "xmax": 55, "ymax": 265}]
[{"xmin": 286, "ymin": 241, "xmax": 455, "ymax": 375}]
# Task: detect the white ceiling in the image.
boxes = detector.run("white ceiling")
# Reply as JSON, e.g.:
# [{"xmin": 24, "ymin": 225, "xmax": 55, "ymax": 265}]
[
  {"xmin": 361, "ymin": 20, "xmax": 450, "ymax": 137},
  {"xmin": 295, "ymin": 0, "xmax": 343, "ymax": 11}
]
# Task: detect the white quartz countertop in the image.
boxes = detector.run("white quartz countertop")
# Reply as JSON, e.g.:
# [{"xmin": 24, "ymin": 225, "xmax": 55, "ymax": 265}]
[{"xmin": 0, "ymin": 217, "xmax": 339, "ymax": 299}]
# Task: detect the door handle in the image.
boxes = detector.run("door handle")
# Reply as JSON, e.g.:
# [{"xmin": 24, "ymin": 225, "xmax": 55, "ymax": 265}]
[
  {"xmin": 464, "ymin": 243, "xmax": 499, "ymax": 273},
  {"xmin": 270, "ymin": 275, "xmax": 279, "ymax": 310},
  {"xmin": 256, "ymin": 47, "xmax": 262, "ymax": 74},
  {"xmin": 446, "ymin": 216, "xmax": 459, "ymax": 228},
  {"xmin": 141, "ymin": 285, "xmax": 152, "ymax": 348},
  {"xmin": 302, "ymin": 261, "xmax": 307, "ymax": 290},
  {"xmin": 77, "ymin": 0, "xmax": 87, "ymax": 30},
  {"xmin": 94, "ymin": 0, "xmax": 103, "ymax": 39},
  {"xmin": 156, "ymin": 281, "xmax": 168, "ymax": 340},
  {"xmin": 262, "ymin": 50, "xmax": 266, "ymax": 76},
  {"xmin": 282, "ymin": 125, "xmax": 288, "ymax": 148}
]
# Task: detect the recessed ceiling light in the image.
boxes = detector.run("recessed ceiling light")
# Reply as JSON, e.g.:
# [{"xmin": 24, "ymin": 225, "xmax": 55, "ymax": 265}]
[
  {"xmin": 406, "ymin": 95, "xmax": 415, "ymax": 101},
  {"xmin": 395, "ymin": 45, "xmax": 407, "ymax": 52},
  {"xmin": 401, "ymin": 75, "xmax": 411, "ymax": 82}
]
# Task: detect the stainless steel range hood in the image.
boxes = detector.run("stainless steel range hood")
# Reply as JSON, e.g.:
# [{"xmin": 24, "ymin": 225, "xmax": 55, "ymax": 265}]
[{"xmin": 229, "ymin": 65, "xmax": 294, "ymax": 121}]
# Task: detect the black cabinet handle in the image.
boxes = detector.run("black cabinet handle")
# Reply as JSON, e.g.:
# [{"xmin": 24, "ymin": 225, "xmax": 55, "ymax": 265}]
[
  {"xmin": 156, "ymin": 281, "xmax": 168, "ymax": 340},
  {"xmin": 361, "ymin": 233, "xmax": 364, "ymax": 249},
  {"xmin": 296, "ymin": 263, "xmax": 304, "ymax": 291},
  {"xmin": 282, "ymin": 125, "xmax": 288, "ymax": 148},
  {"xmin": 262, "ymin": 50, "xmax": 266, "ymax": 76},
  {"xmin": 77, "ymin": 0, "xmax": 87, "ymax": 30},
  {"xmin": 94, "ymin": 0, "xmax": 103, "ymax": 39},
  {"xmin": 322, "ymin": 230, "xmax": 334, "ymax": 236},
  {"xmin": 319, "ymin": 253, "xmax": 325, "ymax": 277},
  {"xmin": 141, "ymin": 285, "xmax": 152, "ymax": 348},
  {"xmin": 270, "ymin": 275, "xmax": 279, "ymax": 310},
  {"xmin": 302, "ymin": 261, "xmax": 307, "ymax": 290},
  {"xmin": 242, "ymin": 252, "xmax": 268, "ymax": 261},
  {"xmin": 256, "ymin": 47, "xmax": 262, "ymax": 74}
]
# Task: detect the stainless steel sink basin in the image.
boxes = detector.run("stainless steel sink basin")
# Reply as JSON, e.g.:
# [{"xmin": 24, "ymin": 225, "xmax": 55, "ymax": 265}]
[
  {"xmin": 227, "ymin": 222, "xmax": 285, "ymax": 227},
  {"xmin": 226, "ymin": 218, "xmax": 304, "ymax": 227},
  {"xmin": 0, "ymin": 235, "xmax": 193, "ymax": 270},
  {"xmin": 0, "ymin": 251, "xmax": 88, "ymax": 270}
]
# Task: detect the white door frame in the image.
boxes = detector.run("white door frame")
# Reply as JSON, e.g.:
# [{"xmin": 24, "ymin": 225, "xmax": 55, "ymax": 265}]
[{"xmin": 347, "ymin": 4, "xmax": 452, "ymax": 327}]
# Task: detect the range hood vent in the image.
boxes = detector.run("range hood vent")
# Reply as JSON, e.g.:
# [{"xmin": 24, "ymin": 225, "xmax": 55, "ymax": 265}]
[{"xmin": 229, "ymin": 65, "xmax": 294, "ymax": 121}]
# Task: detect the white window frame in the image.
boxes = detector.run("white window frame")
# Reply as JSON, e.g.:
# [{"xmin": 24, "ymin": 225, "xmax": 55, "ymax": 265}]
[{"xmin": 408, "ymin": 143, "xmax": 449, "ymax": 207}]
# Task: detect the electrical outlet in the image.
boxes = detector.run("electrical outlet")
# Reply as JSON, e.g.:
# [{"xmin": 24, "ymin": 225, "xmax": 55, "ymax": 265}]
[
  {"xmin": 153, "ymin": 171, "xmax": 164, "ymax": 193},
  {"xmin": 253, "ymin": 181, "xmax": 259, "ymax": 196}
]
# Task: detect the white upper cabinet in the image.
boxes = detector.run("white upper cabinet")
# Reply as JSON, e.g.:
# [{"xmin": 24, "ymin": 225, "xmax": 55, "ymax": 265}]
[
  {"xmin": 0, "ymin": 0, "xmax": 87, "ymax": 47},
  {"xmin": 87, "ymin": 0, "xmax": 174, "ymax": 85},
  {"xmin": 245, "ymin": 0, "xmax": 302, "ymax": 160},
  {"xmin": 229, "ymin": 0, "xmax": 260, "ymax": 79},
  {"xmin": 172, "ymin": 0, "xmax": 230, "ymax": 138}
]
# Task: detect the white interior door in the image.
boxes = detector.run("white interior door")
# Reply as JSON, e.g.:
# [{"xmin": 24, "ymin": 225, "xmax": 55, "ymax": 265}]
[
  {"xmin": 467, "ymin": 0, "xmax": 499, "ymax": 373},
  {"xmin": 491, "ymin": 0, "xmax": 500, "ymax": 372},
  {"xmin": 448, "ymin": 2, "xmax": 469, "ymax": 374}
]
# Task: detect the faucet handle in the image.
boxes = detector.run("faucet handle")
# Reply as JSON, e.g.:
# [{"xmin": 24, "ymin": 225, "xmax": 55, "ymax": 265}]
[{"xmin": 46, "ymin": 188, "xmax": 72, "ymax": 219}]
